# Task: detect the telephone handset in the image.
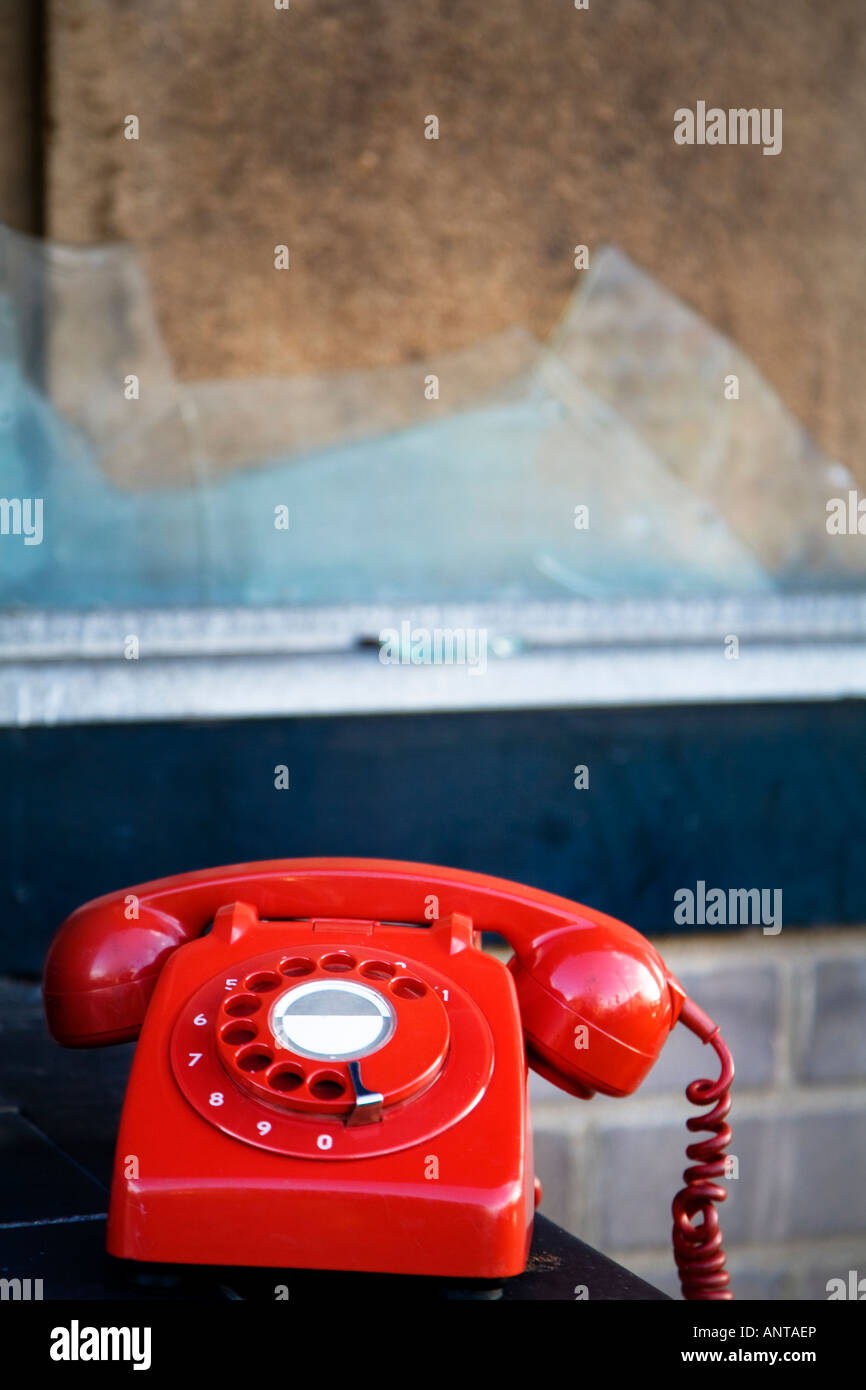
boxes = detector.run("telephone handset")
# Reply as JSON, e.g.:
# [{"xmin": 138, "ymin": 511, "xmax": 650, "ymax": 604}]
[{"xmin": 43, "ymin": 858, "xmax": 734, "ymax": 1299}]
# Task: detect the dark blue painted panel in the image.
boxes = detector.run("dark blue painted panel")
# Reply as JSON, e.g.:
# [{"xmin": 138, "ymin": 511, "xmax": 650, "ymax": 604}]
[{"xmin": 1, "ymin": 700, "xmax": 864, "ymax": 975}]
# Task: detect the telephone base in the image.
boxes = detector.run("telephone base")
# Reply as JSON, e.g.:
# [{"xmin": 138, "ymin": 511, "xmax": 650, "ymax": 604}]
[{"xmin": 107, "ymin": 1169, "xmax": 534, "ymax": 1280}]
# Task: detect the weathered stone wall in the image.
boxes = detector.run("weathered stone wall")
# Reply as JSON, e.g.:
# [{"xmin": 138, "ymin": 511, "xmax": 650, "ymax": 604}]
[{"xmin": 45, "ymin": 0, "xmax": 866, "ymax": 478}]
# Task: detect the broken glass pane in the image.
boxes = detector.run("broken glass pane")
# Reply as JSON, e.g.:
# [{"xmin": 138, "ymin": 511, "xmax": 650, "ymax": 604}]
[
  {"xmin": 551, "ymin": 245, "xmax": 865, "ymax": 586},
  {"xmin": 1, "ymin": 226, "xmax": 860, "ymax": 610}
]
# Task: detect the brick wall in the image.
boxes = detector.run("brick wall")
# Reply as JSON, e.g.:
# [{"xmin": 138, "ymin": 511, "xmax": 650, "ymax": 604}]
[{"xmin": 530, "ymin": 927, "xmax": 866, "ymax": 1300}]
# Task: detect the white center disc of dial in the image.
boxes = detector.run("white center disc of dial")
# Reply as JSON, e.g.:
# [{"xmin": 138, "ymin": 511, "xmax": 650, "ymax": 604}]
[{"xmin": 269, "ymin": 979, "xmax": 396, "ymax": 1061}]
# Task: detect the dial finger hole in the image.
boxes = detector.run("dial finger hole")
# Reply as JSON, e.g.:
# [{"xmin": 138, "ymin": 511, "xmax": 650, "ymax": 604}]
[
  {"xmin": 320, "ymin": 952, "xmax": 356, "ymax": 973},
  {"xmin": 360, "ymin": 960, "xmax": 395, "ymax": 981},
  {"xmin": 220, "ymin": 1022, "xmax": 257, "ymax": 1047},
  {"xmin": 279, "ymin": 956, "xmax": 315, "ymax": 977},
  {"xmin": 236, "ymin": 1045, "xmax": 273, "ymax": 1073},
  {"xmin": 224, "ymin": 993, "xmax": 261, "ymax": 1017},
  {"xmin": 267, "ymin": 1065, "xmax": 305, "ymax": 1093},
  {"xmin": 308, "ymin": 1070, "xmax": 347, "ymax": 1100},
  {"xmin": 245, "ymin": 971, "xmax": 280, "ymax": 993},
  {"xmin": 391, "ymin": 976, "xmax": 427, "ymax": 1000}
]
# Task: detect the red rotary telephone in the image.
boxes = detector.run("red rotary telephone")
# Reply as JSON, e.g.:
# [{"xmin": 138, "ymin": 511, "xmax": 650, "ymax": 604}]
[{"xmin": 43, "ymin": 858, "xmax": 734, "ymax": 1299}]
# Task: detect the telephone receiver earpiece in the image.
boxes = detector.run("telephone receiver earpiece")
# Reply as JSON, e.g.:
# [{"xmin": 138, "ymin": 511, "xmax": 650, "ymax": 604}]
[{"xmin": 43, "ymin": 858, "xmax": 733, "ymax": 1298}]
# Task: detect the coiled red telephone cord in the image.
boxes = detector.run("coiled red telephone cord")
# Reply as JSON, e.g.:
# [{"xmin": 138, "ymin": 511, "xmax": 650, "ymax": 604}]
[{"xmin": 671, "ymin": 998, "xmax": 735, "ymax": 1300}]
